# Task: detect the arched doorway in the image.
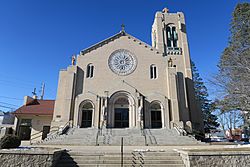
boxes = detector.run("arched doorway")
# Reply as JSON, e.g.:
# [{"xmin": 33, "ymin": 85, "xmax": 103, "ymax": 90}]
[
  {"xmin": 81, "ymin": 101, "xmax": 93, "ymax": 128},
  {"xmin": 108, "ymin": 91, "xmax": 136, "ymax": 128},
  {"xmin": 150, "ymin": 102, "xmax": 162, "ymax": 128},
  {"xmin": 114, "ymin": 97, "xmax": 129, "ymax": 128}
]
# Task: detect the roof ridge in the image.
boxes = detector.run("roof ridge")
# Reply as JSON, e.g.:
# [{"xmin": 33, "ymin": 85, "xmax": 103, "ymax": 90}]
[{"xmin": 79, "ymin": 31, "xmax": 162, "ymax": 56}]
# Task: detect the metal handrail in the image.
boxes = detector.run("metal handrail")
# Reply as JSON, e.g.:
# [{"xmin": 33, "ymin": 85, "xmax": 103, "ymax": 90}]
[
  {"xmin": 139, "ymin": 121, "xmax": 147, "ymax": 146},
  {"xmin": 95, "ymin": 130, "xmax": 99, "ymax": 146},
  {"xmin": 96, "ymin": 125, "xmax": 102, "ymax": 146},
  {"xmin": 30, "ymin": 120, "xmax": 72, "ymax": 144},
  {"xmin": 191, "ymin": 129, "xmax": 204, "ymax": 140},
  {"xmin": 30, "ymin": 130, "xmax": 43, "ymax": 138},
  {"xmin": 121, "ymin": 137, "xmax": 123, "ymax": 167},
  {"xmin": 139, "ymin": 121, "xmax": 144, "ymax": 136},
  {"xmin": 59, "ymin": 120, "xmax": 73, "ymax": 134},
  {"xmin": 30, "ymin": 131, "xmax": 43, "ymax": 144},
  {"xmin": 172, "ymin": 122, "xmax": 187, "ymax": 136},
  {"xmin": 96, "ymin": 121, "xmax": 105, "ymax": 146}
]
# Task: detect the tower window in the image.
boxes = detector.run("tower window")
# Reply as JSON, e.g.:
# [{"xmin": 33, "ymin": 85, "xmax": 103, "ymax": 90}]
[
  {"xmin": 166, "ymin": 25, "xmax": 178, "ymax": 48},
  {"xmin": 150, "ymin": 64, "xmax": 157, "ymax": 79},
  {"xmin": 86, "ymin": 63, "xmax": 94, "ymax": 78}
]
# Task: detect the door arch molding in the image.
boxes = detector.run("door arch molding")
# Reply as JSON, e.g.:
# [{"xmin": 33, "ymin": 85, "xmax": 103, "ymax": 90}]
[
  {"xmin": 149, "ymin": 101, "xmax": 163, "ymax": 128},
  {"xmin": 108, "ymin": 91, "xmax": 136, "ymax": 128},
  {"xmin": 78, "ymin": 100, "xmax": 94, "ymax": 128}
]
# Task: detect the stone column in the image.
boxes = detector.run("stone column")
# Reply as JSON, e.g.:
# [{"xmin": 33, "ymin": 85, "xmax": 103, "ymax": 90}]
[
  {"xmin": 168, "ymin": 67, "xmax": 180, "ymax": 125},
  {"xmin": 100, "ymin": 97, "xmax": 108, "ymax": 128},
  {"xmin": 94, "ymin": 96, "xmax": 102, "ymax": 128},
  {"xmin": 137, "ymin": 94, "xmax": 144, "ymax": 129}
]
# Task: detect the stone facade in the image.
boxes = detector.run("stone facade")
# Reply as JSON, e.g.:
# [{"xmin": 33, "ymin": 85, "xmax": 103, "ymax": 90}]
[
  {"xmin": 0, "ymin": 148, "xmax": 63, "ymax": 167},
  {"xmin": 178, "ymin": 150, "xmax": 250, "ymax": 167},
  {"xmin": 51, "ymin": 8, "xmax": 204, "ymax": 133}
]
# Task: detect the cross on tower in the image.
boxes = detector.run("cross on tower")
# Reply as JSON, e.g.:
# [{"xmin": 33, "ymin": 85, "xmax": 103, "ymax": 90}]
[{"xmin": 121, "ymin": 24, "xmax": 125, "ymax": 32}]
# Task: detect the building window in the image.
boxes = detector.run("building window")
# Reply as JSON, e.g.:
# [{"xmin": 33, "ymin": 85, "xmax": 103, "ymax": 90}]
[
  {"xmin": 20, "ymin": 119, "xmax": 32, "ymax": 126},
  {"xmin": 150, "ymin": 64, "xmax": 157, "ymax": 79},
  {"xmin": 86, "ymin": 64, "xmax": 94, "ymax": 78},
  {"xmin": 166, "ymin": 25, "xmax": 178, "ymax": 48}
]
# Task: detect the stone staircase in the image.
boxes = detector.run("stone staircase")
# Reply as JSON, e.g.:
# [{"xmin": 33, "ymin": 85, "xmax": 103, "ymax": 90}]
[
  {"xmin": 97, "ymin": 128, "xmax": 146, "ymax": 146},
  {"xmin": 40, "ymin": 127, "xmax": 203, "ymax": 146},
  {"xmin": 56, "ymin": 150, "xmax": 185, "ymax": 167},
  {"xmin": 41, "ymin": 128, "xmax": 99, "ymax": 145},
  {"xmin": 144, "ymin": 128, "xmax": 204, "ymax": 146}
]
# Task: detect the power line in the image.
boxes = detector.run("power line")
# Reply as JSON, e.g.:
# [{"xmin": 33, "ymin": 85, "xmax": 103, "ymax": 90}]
[
  {"xmin": 0, "ymin": 105, "xmax": 15, "ymax": 109},
  {"xmin": 0, "ymin": 82, "xmax": 33, "ymax": 90},
  {"xmin": 0, "ymin": 72, "xmax": 40, "ymax": 85},
  {"xmin": 0, "ymin": 80, "xmax": 55, "ymax": 98},
  {"xmin": 0, "ymin": 96, "xmax": 23, "ymax": 100},
  {"xmin": 0, "ymin": 79, "xmax": 36, "ymax": 87},
  {"xmin": 0, "ymin": 101, "xmax": 19, "ymax": 107}
]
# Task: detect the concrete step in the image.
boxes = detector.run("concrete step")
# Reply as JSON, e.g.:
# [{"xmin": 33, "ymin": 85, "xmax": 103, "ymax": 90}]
[
  {"xmin": 44, "ymin": 142, "xmax": 97, "ymax": 146},
  {"xmin": 67, "ymin": 152, "xmax": 131, "ymax": 155},
  {"xmin": 57, "ymin": 160, "xmax": 183, "ymax": 164},
  {"xmin": 60, "ymin": 155, "xmax": 182, "ymax": 160},
  {"xmin": 67, "ymin": 152, "xmax": 180, "ymax": 156},
  {"xmin": 44, "ymin": 127, "xmax": 203, "ymax": 146},
  {"xmin": 56, "ymin": 164, "xmax": 185, "ymax": 167},
  {"xmin": 56, "ymin": 150, "xmax": 185, "ymax": 167},
  {"xmin": 57, "ymin": 160, "xmax": 133, "ymax": 164}
]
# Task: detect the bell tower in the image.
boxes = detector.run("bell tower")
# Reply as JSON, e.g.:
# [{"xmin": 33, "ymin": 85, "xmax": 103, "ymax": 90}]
[
  {"xmin": 151, "ymin": 7, "xmax": 192, "ymax": 78},
  {"xmin": 152, "ymin": 8, "xmax": 204, "ymax": 132}
]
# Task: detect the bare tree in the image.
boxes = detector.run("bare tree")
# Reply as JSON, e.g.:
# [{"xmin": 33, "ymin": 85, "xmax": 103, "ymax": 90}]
[{"xmin": 212, "ymin": 3, "xmax": 250, "ymax": 128}]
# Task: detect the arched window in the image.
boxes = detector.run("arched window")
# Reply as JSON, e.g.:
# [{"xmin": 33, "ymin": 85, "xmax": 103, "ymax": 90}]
[
  {"xmin": 81, "ymin": 101, "xmax": 94, "ymax": 128},
  {"xmin": 150, "ymin": 102, "xmax": 162, "ymax": 128},
  {"xmin": 150, "ymin": 64, "xmax": 157, "ymax": 79},
  {"xmin": 86, "ymin": 64, "xmax": 94, "ymax": 78},
  {"xmin": 166, "ymin": 25, "xmax": 178, "ymax": 48}
]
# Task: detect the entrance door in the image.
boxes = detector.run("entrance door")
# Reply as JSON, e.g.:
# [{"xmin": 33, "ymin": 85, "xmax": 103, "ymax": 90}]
[
  {"xmin": 151, "ymin": 110, "xmax": 162, "ymax": 128},
  {"xmin": 81, "ymin": 110, "xmax": 92, "ymax": 128},
  {"xmin": 18, "ymin": 126, "xmax": 31, "ymax": 140},
  {"xmin": 114, "ymin": 108, "xmax": 129, "ymax": 128},
  {"xmin": 42, "ymin": 126, "xmax": 50, "ymax": 140},
  {"xmin": 18, "ymin": 119, "xmax": 32, "ymax": 140}
]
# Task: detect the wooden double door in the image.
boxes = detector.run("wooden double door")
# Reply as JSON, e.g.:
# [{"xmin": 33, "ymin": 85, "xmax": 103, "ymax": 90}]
[
  {"xmin": 114, "ymin": 108, "xmax": 129, "ymax": 128},
  {"xmin": 81, "ymin": 109, "xmax": 93, "ymax": 128}
]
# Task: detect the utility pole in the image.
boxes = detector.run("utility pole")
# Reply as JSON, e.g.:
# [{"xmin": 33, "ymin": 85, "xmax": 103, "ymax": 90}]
[{"xmin": 40, "ymin": 82, "xmax": 45, "ymax": 100}]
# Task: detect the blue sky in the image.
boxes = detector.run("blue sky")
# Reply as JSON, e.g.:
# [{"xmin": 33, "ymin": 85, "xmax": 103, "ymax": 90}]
[{"xmin": 0, "ymin": 0, "xmax": 248, "ymax": 111}]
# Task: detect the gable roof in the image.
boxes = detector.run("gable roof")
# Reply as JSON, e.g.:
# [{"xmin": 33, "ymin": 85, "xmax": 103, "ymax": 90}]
[
  {"xmin": 13, "ymin": 99, "xmax": 55, "ymax": 116},
  {"xmin": 80, "ymin": 31, "xmax": 163, "ymax": 56}
]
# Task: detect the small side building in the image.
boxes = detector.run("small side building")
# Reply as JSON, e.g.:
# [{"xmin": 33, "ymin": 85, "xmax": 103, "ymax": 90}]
[
  {"xmin": 0, "ymin": 111, "xmax": 15, "ymax": 138},
  {"xmin": 0, "ymin": 111, "xmax": 15, "ymax": 126},
  {"xmin": 13, "ymin": 96, "xmax": 54, "ymax": 141}
]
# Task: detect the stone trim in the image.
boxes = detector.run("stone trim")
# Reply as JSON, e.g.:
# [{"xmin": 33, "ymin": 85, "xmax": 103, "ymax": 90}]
[{"xmin": 80, "ymin": 31, "xmax": 163, "ymax": 56}]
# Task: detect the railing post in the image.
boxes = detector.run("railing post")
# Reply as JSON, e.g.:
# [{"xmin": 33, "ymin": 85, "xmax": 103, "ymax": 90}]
[{"xmin": 121, "ymin": 137, "xmax": 123, "ymax": 167}]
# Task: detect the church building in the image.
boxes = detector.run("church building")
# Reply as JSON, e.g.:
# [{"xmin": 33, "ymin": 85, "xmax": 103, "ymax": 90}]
[{"xmin": 50, "ymin": 8, "xmax": 204, "ymax": 135}]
